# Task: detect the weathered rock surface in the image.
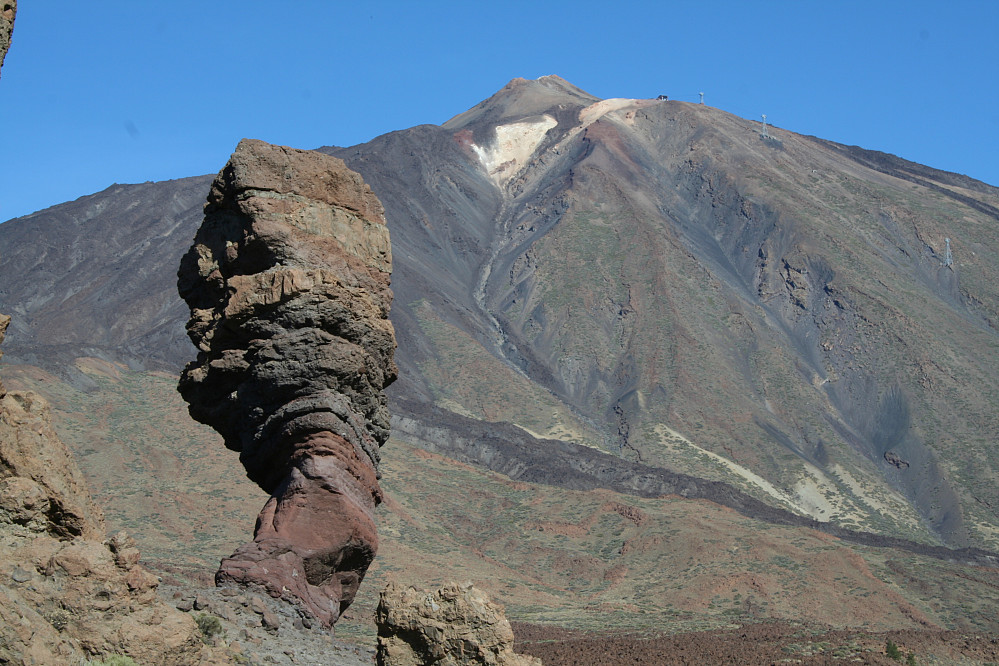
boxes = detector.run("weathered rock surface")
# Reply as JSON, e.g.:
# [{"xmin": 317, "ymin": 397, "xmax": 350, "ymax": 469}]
[
  {"xmin": 376, "ymin": 581, "xmax": 541, "ymax": 666},
  {"xmin": 0, "ymin": 1, "xmax": 14, "ymax": 78},
  {"xmin": 0, "ymin": 313, "xmax": 8, "ymax": 389},
  {"xmin": 0, "ymin": 372, "xmax": 103, "ymax": 540},
  {"xmin": 0, "ymin": 315, "xmax": 211, "ymax": 665},
  {"xmin": 1, "ymin": 313, "xmax": 102, "ymax": 541},
  {"xmin": 5, "ymin": 77, "xmax": 999, "ymax": 554},
  {"xmin": 178, "ymin": 138, "xmax": 397, "ymax": 628}
]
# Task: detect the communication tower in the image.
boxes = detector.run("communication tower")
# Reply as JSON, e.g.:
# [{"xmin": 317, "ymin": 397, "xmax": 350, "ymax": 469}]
[
  {"xmin": 760, "ymin": 114, "xmax": 770, "ymax": 139},
  {"xmin": 944, "ymin": 238, "xmax": 953, "ymax": 267},
  {"xmin": 699, "ymin": 92, "xmax": 704, "ymax": 104}
]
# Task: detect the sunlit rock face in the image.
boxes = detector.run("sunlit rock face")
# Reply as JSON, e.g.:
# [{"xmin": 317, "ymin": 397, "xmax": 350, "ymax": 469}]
[
  {"xmin": 178, "ymin": 138, "xmax": 396, "ymax": 628},
  {"xmin": 376, "ymin": 581, "xmax": 542, "ymax": 666},
  {"xmin": 1, "ymin": 314, "xmax": 206, "ymax": 665}
]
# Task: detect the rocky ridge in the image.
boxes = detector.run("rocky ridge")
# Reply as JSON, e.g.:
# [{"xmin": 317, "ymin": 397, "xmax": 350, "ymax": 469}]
[{"xmin": 177, "ymin": 138, "xmax": 397, "ymax": 628}]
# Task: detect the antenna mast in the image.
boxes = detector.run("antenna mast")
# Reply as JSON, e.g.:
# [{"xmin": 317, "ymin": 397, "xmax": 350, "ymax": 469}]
[
  {"xmin": 699, "ymin": 92, "xmax": 704, "ymax": 104},
  {"xmin": 944, "ymin": 238, "xmax": 953, "ymax": 267},
  {"xmin": 760, "ymin": 114, "xmax": 770, "ymax": 139}
]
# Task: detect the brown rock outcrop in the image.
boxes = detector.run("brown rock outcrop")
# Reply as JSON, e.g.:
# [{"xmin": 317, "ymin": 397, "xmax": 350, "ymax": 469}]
[
  {"xmin": 2, "ymin": 314, "xmax": 103, "ymax": 541},
  {"xmin": 1, "ymin": 313, "xmax": 103, "ymax": 540},
  {"xmin": 0, "ymin": 1, "xmax": 14, "ymax": 79},
  {"xmin": 0, "ymin": 313, "xmax": 9, "ymax": 391},
  {"xmin": 0, "ymin": 315, "xmax": 209, "ymax": 665},
  {"xmin": 376, "ymin": 582, "xmax": 542, "ymax": 666},
  {"xmin": 177, "ymin": 139, "xmax": 397, "ymax": 628}
]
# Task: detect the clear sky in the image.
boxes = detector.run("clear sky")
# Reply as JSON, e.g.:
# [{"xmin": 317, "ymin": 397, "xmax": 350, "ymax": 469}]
[{"xmin": 1, "ymin": 1, "xmax": 997, "ymax": 222}]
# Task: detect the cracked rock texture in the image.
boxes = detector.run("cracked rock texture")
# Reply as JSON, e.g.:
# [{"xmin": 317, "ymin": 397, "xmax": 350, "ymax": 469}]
[
  {"xmin": 177, "ymin": 138, "xmax": 397, "ymax": 629},
  {"xmin": 376, "ymin": 582, "xmax": 541, "ymax": 666}
]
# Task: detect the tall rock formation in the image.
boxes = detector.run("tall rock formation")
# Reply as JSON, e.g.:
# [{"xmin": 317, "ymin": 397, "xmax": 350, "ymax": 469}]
[
  {"xmin": 0, "ymin": 1, "xmax": 14, "ymax": 78},
  {"xmin": 177, "ymin": 139, "xmax": 397, "ymax": 628}
]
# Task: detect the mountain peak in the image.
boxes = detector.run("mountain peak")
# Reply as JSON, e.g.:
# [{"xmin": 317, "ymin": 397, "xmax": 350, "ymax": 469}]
[
  {"xmin": 513, "ymin": 74, "xmax": 590, "ymax": 95},
  {"xmin": 443, "ymin": 75, "xmax": 600, "ymax": 130}
]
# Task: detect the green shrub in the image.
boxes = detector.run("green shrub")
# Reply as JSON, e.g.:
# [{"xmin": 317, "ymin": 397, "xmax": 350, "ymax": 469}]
[
  {"xmin": 194, "ymin": 612, "xmax": 224, "ymax": 643},
  {"xmin": 886, "ymin": 638, "xmax": 902, "ymax": 660},
  {"xmin": 85, "ymin": 656, "xmax": 139, "ymax": 666}
]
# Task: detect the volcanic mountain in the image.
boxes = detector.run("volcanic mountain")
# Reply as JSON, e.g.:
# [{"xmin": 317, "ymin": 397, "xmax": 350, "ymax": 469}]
[
  {"xmin": 326, "ymin": 75, "xmax": 999, "ymax": 550},
  {"xmin": 2, "ymin": 76, "xmax": 999, "ymax": 643}
]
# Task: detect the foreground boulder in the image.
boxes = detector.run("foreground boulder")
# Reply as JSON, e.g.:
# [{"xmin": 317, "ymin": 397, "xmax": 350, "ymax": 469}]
[
  {"xmin": 376, "ymin": 582, "xmax": 541, "ymax": 666},
  {"xmin": 178, "ymin": 139, "xmax": 397, "ymax": 628},
  {"xmin": 0, "ymin": 315, "xmax": 208, "ymax": 665}
]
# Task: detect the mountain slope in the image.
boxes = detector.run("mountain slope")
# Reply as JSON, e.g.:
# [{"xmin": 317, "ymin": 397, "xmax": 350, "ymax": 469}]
[
  {"xmin": 0, "ymin": 175, "xmax": 212, "ymax": 379},
  {"xmin": 321, "ymin": 76, "xmax": 999, "ymax": 548},
  {"xmin": 6, "ymin": 364, "xmax": 999, "ymax": 642},
  {"xmin": 2, "ymin": 77, "xmax": 999, "ymax": 553}
]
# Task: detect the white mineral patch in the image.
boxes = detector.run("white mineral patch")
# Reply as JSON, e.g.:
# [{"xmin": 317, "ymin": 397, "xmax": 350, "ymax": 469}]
[
  {"xmin": 472, "ymin": 115, "xmax": 557, "ymax": 187},
  {"xmin": 790, "ymin": 463, "xmax": 921, "ymax": 528},
  {"xmin": 654, "ymin": 423, "xmax": 924, "ymax": 529},
  {"xmin": 791, "ymin": 471, "xmax": 838, "ymax": 519},
  {"xmin": 578, "ymin": 98, "xmax": 653, "ymax": 126},
  {"xmin": 652, "ymin": 424, "xmax": 798, "ymax": 511}
]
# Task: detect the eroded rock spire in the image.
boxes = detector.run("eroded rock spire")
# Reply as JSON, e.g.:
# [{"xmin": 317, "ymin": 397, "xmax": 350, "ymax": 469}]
[{"xmin": 178, "ymin": 139, "xmax": 397, "ymax": 628}]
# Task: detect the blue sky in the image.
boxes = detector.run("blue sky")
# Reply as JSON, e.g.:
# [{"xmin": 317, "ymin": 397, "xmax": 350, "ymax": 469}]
[{"xmin": 1, "ymin": 1, "xmax": 997, "ymax": 222}]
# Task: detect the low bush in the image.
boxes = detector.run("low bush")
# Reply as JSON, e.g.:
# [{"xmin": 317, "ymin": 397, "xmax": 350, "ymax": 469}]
[
  {"xmin": 194, "ymin": 612, "xmax": 224, "ymax": 643},
  {"xmin": 85, "ymin": 656, "xmax": 138, "ymax": 666}
]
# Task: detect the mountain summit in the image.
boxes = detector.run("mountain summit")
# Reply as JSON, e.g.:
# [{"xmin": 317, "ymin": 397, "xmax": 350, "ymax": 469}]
[{"xmin": 443, "ymin": 75, "xmax": 600, "ymax": 130}]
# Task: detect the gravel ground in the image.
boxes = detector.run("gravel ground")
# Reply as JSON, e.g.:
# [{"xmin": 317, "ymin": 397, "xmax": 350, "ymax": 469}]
[
  {"xmin": 160, "ymin": 584, "xmax": 375, "ymax": 665},
  {"xmin": 513, "ymin": 621, "xmax": 999, "ymax": 665}
]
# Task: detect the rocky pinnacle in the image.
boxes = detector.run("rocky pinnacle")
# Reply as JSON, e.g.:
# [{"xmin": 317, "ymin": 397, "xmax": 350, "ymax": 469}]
[{"xmin": 177, "ymin": 138, "xmax": 397, "ymax": 628}]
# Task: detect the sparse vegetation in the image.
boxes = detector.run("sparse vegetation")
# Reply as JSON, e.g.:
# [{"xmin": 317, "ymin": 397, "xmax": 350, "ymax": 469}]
[
  {"xmin": 2, "ymin": 76, "xmax": 999, "ymax": 666},
  {"xmin": 194, "ymin": 613, "xmax": 223, "ymax": 643},
  {"xmin": 45, "ymin": 608, "xmax": 71, "ymax": 631},
  {"xmin": 85, "ymin": 657, "xmax": 138, "ymax": 666}
]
